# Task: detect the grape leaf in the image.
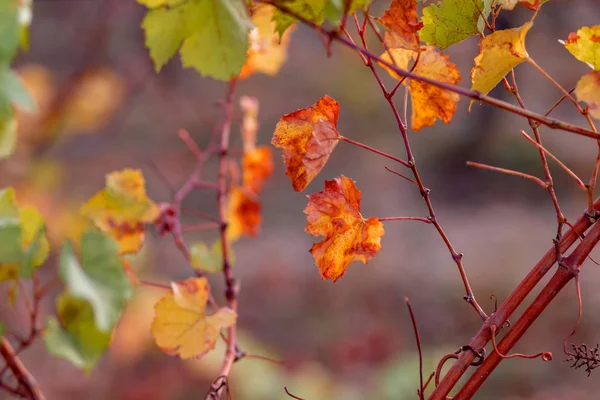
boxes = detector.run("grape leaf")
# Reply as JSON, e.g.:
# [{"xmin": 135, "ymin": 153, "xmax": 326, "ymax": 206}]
[
  {"xmin": 140, "ymin": 0, "xmax": 252, "ymax": 81},
  {"xmin": 563, "ymin": 25, "xmax": 600, "ymax": 71},
  {"xmin": 409, "ymin": 46, "xmax": 461, "ymax": 130},
  {"xmin": 419, "ymin": 0, "xmax": 485, "ymax": 50},
  {"xmin": 59, "ymin": 230, "xmax": 131, "ymax": 332},
  {"xmin": 471, "ymin": 22, "xmax": 532, "ymax": 101},
  {"xmin": 151, "ymin": 277, "xmax": 236, "ymax": 359},
  {"xmin": 0, "ymin": 0, "xmax": 20, "ymax": 62},
  {"xmin": 243, "ymin": 146, "xmax": 274, "ymax": 194},
  {"xmin": 575, "ymin": 72, "xmax": 600, "ymax": 121},
  {"xmin": 305, "ymin": 175, "xmax": 384, "ymax": 282},
  {"xmin": 379, "ymin": 48, "xmax": 415, "ymax": 79},
  {"xmin": 271, "ymin": 96, "xmax": 340, "ymax": 192},
  {"xmin": 325, "ymin": 0, "xmax": 373, "ymax": 26},
  {"xmin": 239, "ymin": 4, "xmax": 294, "ymax": 79},
  {"xmin": 190, "ymin": 239, "xmax": 235, "ymax": 274},
  {"xmin": 80, "ymin": 169, "xmax": 159, "ymax": 254},
  {"xmin": 272, "ymin": 0, "xmax": 329, "ymax": 38},
  {"xmin": 380, "ymin": 46, "xmax": 460, "ymax": 130},
  {"xmin": 180, "ymin": 0, "xmax": 252, "ymax": 80},
  {"xmin": 44, "ymin": 293, "xmax": 112, "ymax": 372},
  {"xmin": 227, "ymin": 187, "xmax": 261, "ymax": 242},
  {"xmin": 0, "ymin": 189, "xmax": 49, "ymax": 281},
  {"xmin": 141, "ymin": 6, "xmax": 187, "ymax": 72},
  {"xmin": 0, "ymin": 114, "xmax": 16, "ymax": 159},
  {"xmin": 377, "ymin": 0, "xmax": 422, "ymax": 50}
]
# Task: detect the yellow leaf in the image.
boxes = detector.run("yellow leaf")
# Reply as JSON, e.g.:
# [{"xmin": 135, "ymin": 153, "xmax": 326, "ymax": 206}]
[
  {"xmin": 239, "ymin": 5, "xmax": 294, "ymax": 79},
  {"xmin": 305, "ymin": 176, "xmax": 384, "ymax": 282},
  {"xmin": 575, "ymin": 72, "xmax": 600, "ymax": 121},
  {"xmin": 378, "ymin": 48, "xmax": 415, "ymax": 80},
  {"xmin": 80, "ymin": 169, "xmax": 159, "ymax": 254},
  {"xmin": 563, "ymin": 25, "xmax": 600, "ymax": 71},
  {"xmin": 470, "ymin": 22, "xmax": 532, "ymax": 103},
  {"xmin": 409, "ymin": 46, "xmax": 461, "ymax": 130},
  {"xmin": 151, "ymin": 277, "xmax": 236, "ymax": 359}
]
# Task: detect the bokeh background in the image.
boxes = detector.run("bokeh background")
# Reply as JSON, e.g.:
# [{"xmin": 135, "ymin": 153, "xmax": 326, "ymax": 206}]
[{"xmin": 2, "ymin": 0, "xmax": 600, "ymax": 399}]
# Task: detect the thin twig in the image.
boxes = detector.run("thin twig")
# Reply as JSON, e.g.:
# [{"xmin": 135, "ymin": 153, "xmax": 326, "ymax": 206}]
[
  {"xmin": 210, "ymin": 78, "xmax": 240, "ymax": 399},
  {"xmin": 466, "ymin": 161, "xmax": 547, "ymax": 188},
  {"xmin": 378, "ymin": 216, "xmax": 431, "ymax": 223},
  {"xmin": 519, "ymin": 130, "xmax": 587, "ymax": 190},
  {"xmin": 405, "ymin": 297, "xmax": 425, "ymax": 400},
  {"xmin": 339, "ymin": 136, "xmax": 411, "ymax": 167}
]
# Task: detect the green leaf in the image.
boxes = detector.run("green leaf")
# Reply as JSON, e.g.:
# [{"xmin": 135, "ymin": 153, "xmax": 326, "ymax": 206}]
[
  {"xmin": 0, "ymin": 68, "xmax": 36, "ymax": 112},
  {"xmin": 44, "ymin": 293, "xmax": 112, "ymax": 372},
  {"xmin": 141, "ymin": 6, "xmax": 187, "ymax": 72},
  {"xmin": 272, "ymin": 0, "xmax": 329, "ymax": 38},
  {"xmin": 478, "ymin": 0, "xmax": 493, "ymax": 32},
  {"xmin": 59, "ymin": 230, "xmax": 131, "ymax": 332},
  {"xmin": 0, "ymin": 0, "xmax": 20, "ymax": 63},
  {"xmin": 190, "ymin": 239, "xmax": 235, "ymax": 274},
  {"xmin": 180, "ymin": 0, "xmax": 252, "ymax": 80},
  {"xmin": 419, "ymin": 0, "xmax": 484, "ymax": 50},
  {"xmin": 0, "ymin": 112, "xmax": 16, "ymax": 159},
  {"xmin": 324, "ymin": 0, "xmax": 373, "ymax": 26},
  {"xmin": 140, "ymin": 0, "xmax": 252, "ymax": 80}
]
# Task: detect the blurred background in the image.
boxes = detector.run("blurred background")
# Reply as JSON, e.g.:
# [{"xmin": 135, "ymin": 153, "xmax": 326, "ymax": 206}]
[{"xmin": 1, "ymin": 0, "xmax": 600, "ymax": 399}]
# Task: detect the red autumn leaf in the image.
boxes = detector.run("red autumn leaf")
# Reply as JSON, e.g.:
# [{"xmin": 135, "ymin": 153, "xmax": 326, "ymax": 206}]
[
  {"xmin": 271, "ymin": 96, "xmax": 340, "ymax": 192},
  {"xmin": 305, "ymin": 175, "xmax": 384, "ymax": 282},
  {"xmin": 377, "ymin": 0, "xmax": 422, "ymax": 50}
]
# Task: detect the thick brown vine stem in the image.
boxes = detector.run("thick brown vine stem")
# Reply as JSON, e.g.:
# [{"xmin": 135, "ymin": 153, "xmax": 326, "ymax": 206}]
[
  {"xmin": 453, "ymin": 221, "xmax": 600, "ymax": 398},
  {"xmin": 0, "ymin": 338, "xmax": 45, "ymax": 400},
  {"xmin": 430, "ymin": 197, "xmax": 600, "ymax": 399},
  {"xmin": 259, "ymin": 1, "xmax": 600, "ymax": 140},
  {"xmin": 210, "ymin": 78, "xmax": 240, "ymax": 399}
]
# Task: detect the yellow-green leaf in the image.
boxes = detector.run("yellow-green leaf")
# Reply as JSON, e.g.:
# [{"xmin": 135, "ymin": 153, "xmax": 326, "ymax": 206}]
[
  {"xmin": 151, "ymin": 277, "xmax": 237, "ymax": 359},
  {"xmin": 272, "ymin": 0, "xmax": 329, "ymax": 38},
  {"xmin": 80, "ymin": 169, "xmax": 159, "ymax": 254},
  {"xmin": 419, "ymin": 0, "xmax": 485, "ymax": 50},
  {"xmin": 190, "ymin": 239, "xmax": 235, "ymax": 274},
  {"xmin": 44, "ymin": 293, "xmax": 112, "ymax": 372},
  {"xmin": 470, "ymin": 22, "xmax": 532, "ymax": 103},
  {"xmin": 563, "ymin": 25, "xmax": 600, "ymax": 71}
]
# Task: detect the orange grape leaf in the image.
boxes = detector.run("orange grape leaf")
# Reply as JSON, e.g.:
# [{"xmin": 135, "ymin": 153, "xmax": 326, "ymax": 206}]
[
  {"xmin": 80, "ymin": 169, "xmax": 159, "ymax": 254},
  {"xmin": 227, "ymin": 187, "xmax": 261, "ymax": 242},
  {"xmin": 575, "ymin": 72, "xmax": 600, "ymax": 121},
  {"xmin": 408, "ymin": 46, "xmax": 461, "ymax": 130},
  {"xmin": 378, "ymin": 47, "xmax": 415, "ymax": 80},
  {"xmin": 243, "ymin": 146, "xmax": 274, "ymax": 194},
  {"xmin": 239, "ymin": 4, "xmax": 294, "ymax": 79},
  {"xmin": 562, "ymin": 25, "xmax": 600, "ymax": 71},
  {"xmin": 377, "ymin": 0, "xmax": 422, "ymax": 50},
  {"xmin": 151, "ymin": 277, "xmax": 236, "ymax": 359},
  {"xmin": 271, "ymin": 96, "xmax": 340, "ymax": 192},
  {"xmin": 470, "ymin": 22, "xmax": 532, "ymax": 103},
  {"xmin": 305, "ymin": 175, "xmax": 384, "ymax": 282}
]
